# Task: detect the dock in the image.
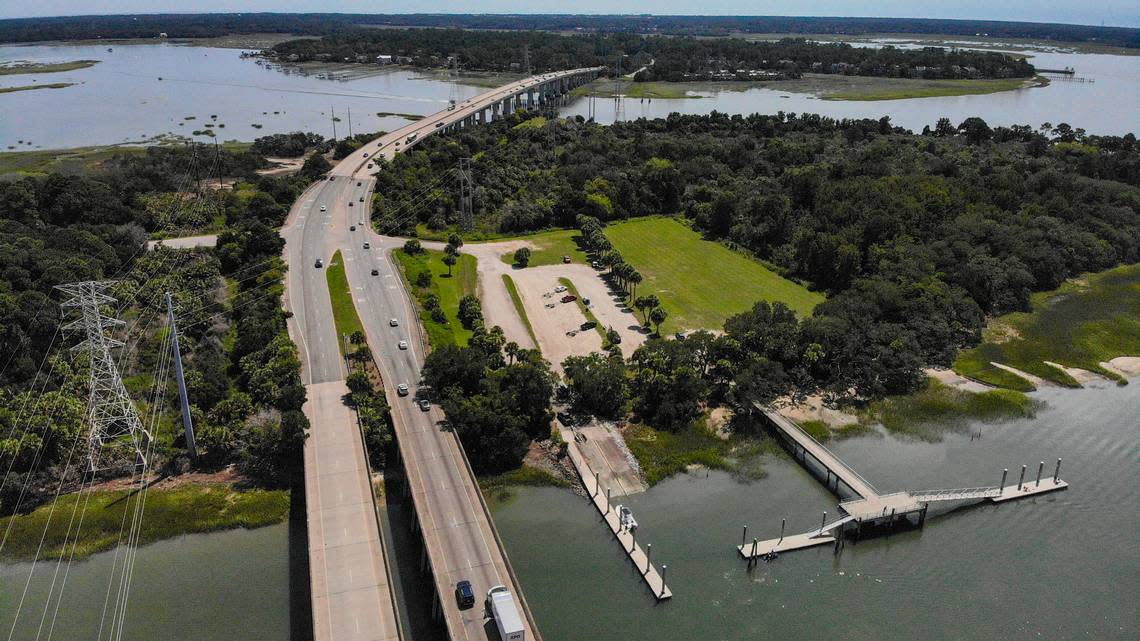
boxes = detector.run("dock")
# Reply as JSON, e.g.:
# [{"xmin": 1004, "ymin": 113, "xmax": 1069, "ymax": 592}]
[
  {"xmin": 564, "ymin": 434, "xmax": 672, "ymax": 600},
  {"xmin": 737, "ymin": 406, "xmax": 1069, "ymax": 560}
]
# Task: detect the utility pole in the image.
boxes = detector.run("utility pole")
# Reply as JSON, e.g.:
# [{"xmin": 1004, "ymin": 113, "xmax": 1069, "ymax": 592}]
[
  {"xmin": 331, "ymin": 106, "xmax": 337, "ymax": 142},
  {"xmin": 166, "ymin": 292, "xmax": 197, "ymax": 463},
  {"xmin": 458, "ymin": 158, "xmax": 473, "ymax": 231},
  {"xmin": 347, "ymin": 106, "xmax": 353, "ymax": 139},
  {"xmin": 448, "ymin": 55, "xmax": 460, "ymax": 109},
  {"xmin": 523, "ymin": 43, "xmax": 531, "ymax": 77},
  {"xmin": 56, "ymin": 281, "xmax": 152, "ymax": 473}
]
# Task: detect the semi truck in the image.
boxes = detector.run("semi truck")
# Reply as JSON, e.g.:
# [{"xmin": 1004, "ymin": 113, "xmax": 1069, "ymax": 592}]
[{"xmin": 486, "ymin": 585, "xmax": 524, "ymax": 641}]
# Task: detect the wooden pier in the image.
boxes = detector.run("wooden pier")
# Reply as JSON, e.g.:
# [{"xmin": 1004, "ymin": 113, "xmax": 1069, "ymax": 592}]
[
  {"xmin": 738, "ymin": 406, "xmax": 1069, "ymax": 559},
  {"xmin": 564, "ymin": 435, "xmax": 672, "ymax": 600}
]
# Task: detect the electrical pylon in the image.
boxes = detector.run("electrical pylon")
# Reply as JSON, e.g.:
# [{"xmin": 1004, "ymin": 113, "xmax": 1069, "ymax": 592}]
[
  {"xmin": 458, "ymin": 158, "xmax": 474, "ymax": 231},
  {"xmin": 56, "ymin": 281, "xmax": 152, "ymax": 473}
]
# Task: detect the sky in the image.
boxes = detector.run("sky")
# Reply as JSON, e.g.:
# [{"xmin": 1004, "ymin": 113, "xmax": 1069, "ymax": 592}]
[{"xmin": 1, "ymin": 1, "xmax": 1138, "ymax": 28}]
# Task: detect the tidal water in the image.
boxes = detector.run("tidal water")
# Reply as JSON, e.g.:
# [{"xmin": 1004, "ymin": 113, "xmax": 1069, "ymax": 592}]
[
  {"xmin": 494, "ymin": 381, "xmax": 1140, "ymax": 641},
  {"xmin": 0, "ymin": 522, "xmax": 293, "ymax": 640}
]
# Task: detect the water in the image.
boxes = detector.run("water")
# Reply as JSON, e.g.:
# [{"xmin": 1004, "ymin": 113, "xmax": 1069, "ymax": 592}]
[
  {"xmin": 494, "ymin": 381, "xmax": 1139, "ymax": 641},
  {"xmin": 562, "ymin": 49, "xmax": 1140, "ymax": 135},
  {"xmin": 2, "ymin": 41, "xmax": 1138, "ymax": 151},
  {"xmin": 0, "ymin": 43, "xmax": 490, "ymax": 150},
  {"xmin": 0, "ymin": 523, "xmax": 292, "ymax": 640}
]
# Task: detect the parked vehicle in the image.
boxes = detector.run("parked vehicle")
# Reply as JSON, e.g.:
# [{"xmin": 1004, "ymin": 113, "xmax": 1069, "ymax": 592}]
[
  {"xmin": 561, "ymin": 295, "xmax": 577, "ymax": 303},
  {"xmin": 350, "ymin": 225, "xmax": 356, "ymax": 231},
  {"xmin": 454, "ymin": 580, "xmax": 474, "ymax": 609},
  {"xmin": 314, "ymin": 258, "xmax": 323, "ymax": 268},
  {"xmin": 371, "ymin": 268, "xmax": 379, "ymax": 276},
  {"xmin": 396, "ymin": 384, "xmax": 409, "ymax": 396},
  {"xmin": 419, "ymin": 399, "xmax": 432, "ymax": 412},
  {"xmin": 553, "ymin": 285, "xmax": 567, "ymax": 293},
  {"xmin": 562, "ymin": 255, "xmax": 571, "ymax": 263},
  {"xmin": 485, "ymin": 586, "xmax": 525, "ymax": 641},
  {"xmin": 580, "ymin": 320, "xmax": 597, "ymax": 331},
  {"xmin": 320, "ymin": 205, "xmax": 327, "ymax": 212},
  {"xmin": 398, "ymin": 341, "xmax": 408, "ymax": 350},
  {"xmin": 389, "ymin": 318, "xmax": 399, "ymax": 327},
  {"xmin": 357, "ymin": 181, "xmax": 362, "ymax": 186},
  {"xmin": 363, "ymin": 242, "xmax": 370, "ymax": 249}
]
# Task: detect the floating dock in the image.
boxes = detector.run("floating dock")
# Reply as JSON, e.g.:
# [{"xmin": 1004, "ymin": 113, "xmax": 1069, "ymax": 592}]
[
  {"xmin": 564, "ymin": 435, "xmax": 672, "ymax": 600},
  {"xmin": 737, "ymin": 406, "xmax": 1069, "ymax": 560}
]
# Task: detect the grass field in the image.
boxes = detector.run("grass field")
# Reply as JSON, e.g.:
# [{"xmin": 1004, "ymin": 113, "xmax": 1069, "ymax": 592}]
[
  {"xmin": 0, "ymin": 60, "xmax": 99, "ymax": 76},
  {"xmin": 502, "ymin": 274, "xmax": 539, "ymax": 347},
  {"xmin": 494, "ymin": 229, "xmax": 589, "ymax": 267},
  {"xmin": 861, "ymin": 378, "xmax": 1038, "ymax": 441},
  {"xmin": 953, "ymin": 264, "xmax": 1140, "ymax": 389},
  {"xmin": 604, "ymin": 217, "xmax": 824, "ymax": 332},
  {"xmin": 0, "ymin": 484, "xmax": 289, "ymax": 562},
  {"xmin": 325, "ymin": 250, "xmax": 366, "ymax": 356},
  {"xmin": 570, "ymin": 80, "xmax": 695, "ymax": 100},
  {"xmin": 823, "ymin": 77, "xmax": 1038, "ymax": 101},
  {"xmin": 392, "ymin": 248, "xmax": 478, "ymax": 348}
]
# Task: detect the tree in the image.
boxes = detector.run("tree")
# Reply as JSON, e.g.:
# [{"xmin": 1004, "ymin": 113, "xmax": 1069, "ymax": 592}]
[
  {"xmin": 634, "ymin": 294, "xmax": 660, "ymax": 325},
  {"xmin": 504, "ymin": 341, "xmax": 520, "ymax": 365},
  {"xmin": 649, "ymin": 306, "xmax": 668, "ymax": 336},
  {"xmin": 403, "ymin": 239, "xmax": 423, "ymax": 255},
  {"xmin": 958, "ymin": 117, "xmax": 993, "ymax": 145},
  {"xmin": 457, "ymin": 294, "xmax": 483, "ymax": 329},
  {"xmin": 300, "ymin": 153, "xmax": 331, "ymax": 179},
  {"xmin": 448, "ymin": 232, "xmax": 464, "ymax": 248},
  {"xmin": 562, "ymin": 353, "xmax": 628, "ymax": 418},
  {"xmin": 442, "ymin": 252, "xmax": 458, "ymax": 276},
  {"xmin": 513, "ymin": 247, "xmax": 531, "ymax": 267},
  {"xmin": 415, "ymin": 269, "xmax": 432, "ymax": 288},
  {"xmin": 628, "ymin": 270, "xmax": 643, "ymax": 300}
]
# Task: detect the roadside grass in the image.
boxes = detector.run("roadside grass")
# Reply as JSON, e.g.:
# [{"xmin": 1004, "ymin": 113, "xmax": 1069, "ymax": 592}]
[
  {"xmin": 392, "ymin": 248, "xmax": 478, "ymax": 348},
  {"xmin": 0, "ymin": 484, "xmax": 289, "ymax": 562},
  {"xmin": 953, "ymin": 264, "xmax": 1140, "ymax": 389},
  {"xmin": 0, "ymin": 60, "xmax": 99, "ymax": 75},
  {"xmin": 604, "ymin": 217, "xmax": 824, "ymax": 332},
  {"xmin": 495, "ymin": 228, "xmax": 589, "ymax": 267},
  {"xmin": 480, "ymin": 465, "xmax": 570, "ymax": 504},
  {"xmin": 558, "ymin": 277, "xmax": 607, "ymax": 340},
  {"xmin": 502, "ymin": 274, "xmax": 540, "ymax": 347},
  {"xmin": 823, "ymin": 77, "xmax": 1036, "ymax": 101},
  {"xmin": 325, "ymin": 250, "xmax": 366, "ymax": 356},
  {"xmin": 861, "ymin": 378, "xmax": 1038, "ymax": 441}
]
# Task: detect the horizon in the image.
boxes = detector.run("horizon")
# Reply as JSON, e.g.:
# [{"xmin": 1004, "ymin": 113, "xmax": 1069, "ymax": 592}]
[{"xmin": 1, "ymin": 6, "xmax": 1139, "ymax": 29}]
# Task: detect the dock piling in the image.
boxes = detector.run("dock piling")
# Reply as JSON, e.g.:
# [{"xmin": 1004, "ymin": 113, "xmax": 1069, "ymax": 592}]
[
  {"xmin": 1054, "ymin": 458, "xmax": 1062, "ymax": 482},
  {"xmin": 594, "ymin": 471, "xmax": 599, "ymax": 496},
  {"xmin": 606, "ymin": 488, "xmax": 611, "ymax": 513},
  {"xmin": 660, "ymin": 565, "xmax": 667, "ymax": 597},
  {"xmin": 645, "ymin": 544, "xmax": 652, "ymax": 575},
  {"xmin": 780, "ymin": 518, "xmax": 785, "ymax": 543},
  {"xmin": 751, "ymin": 538, "xmax": 758, "ymax": 558},
  {"xmin": 1001, "ymin": 468, "xmax": 1008, "ymax": 490},
  {"xmin": 820, "ymin": 511, "xmax": 827, "ymax": 531},
  {"xmin": 1018, "ymin": 465, "xmax": 1026, "ymax": 490},
  {"xmin": 742, "ymin": 525, "xmax": 748, "ymax": 547},
  {"xmin": 1036, "ymin": 461, "xmax": 1044, "ymax": 487}
]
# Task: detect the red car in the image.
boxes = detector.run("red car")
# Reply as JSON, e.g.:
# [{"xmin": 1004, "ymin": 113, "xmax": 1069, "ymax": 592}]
[{"xmin": 561, "ymin": 294, "xmax": 577, "ymax": 303}]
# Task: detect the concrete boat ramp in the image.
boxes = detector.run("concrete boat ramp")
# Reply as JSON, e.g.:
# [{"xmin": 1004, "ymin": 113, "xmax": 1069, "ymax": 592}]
[{"xmin": 738, "ymin": 406, "xmax": 1069, "ymax": 560}]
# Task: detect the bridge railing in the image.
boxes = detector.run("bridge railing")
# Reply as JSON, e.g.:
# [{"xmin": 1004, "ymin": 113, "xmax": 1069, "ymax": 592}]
[
  {"xmin": 759, "ymin": 405, "xmax": 880, "ymax": 495},
  {"xmin": 909, "ymin": 487, "xmax": 1001, "ymax": 502}
]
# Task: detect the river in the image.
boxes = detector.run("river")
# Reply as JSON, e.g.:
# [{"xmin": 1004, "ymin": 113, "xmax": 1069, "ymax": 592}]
[
  {"xmin": 493, "ymin": 380, "xmax": 1139, "ymax": 641},
  {"xmin": 0, "ymin": 522, "xmax": 294, "ymax": 640},
  {"xmin": 1, "ymin": 41, "xmax": 1138, "ymax": 152}
]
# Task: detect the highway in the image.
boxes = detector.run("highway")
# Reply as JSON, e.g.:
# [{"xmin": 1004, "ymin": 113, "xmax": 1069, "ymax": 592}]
[{"xmin": 286, "ymin": 66, "xmax": 600, "ymax": 641}]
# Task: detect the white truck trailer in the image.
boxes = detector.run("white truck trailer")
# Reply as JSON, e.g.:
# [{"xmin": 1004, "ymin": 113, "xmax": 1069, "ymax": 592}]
[{"xmin": 486, "ymin": 585, "xmax": 525, "ymax": 641}]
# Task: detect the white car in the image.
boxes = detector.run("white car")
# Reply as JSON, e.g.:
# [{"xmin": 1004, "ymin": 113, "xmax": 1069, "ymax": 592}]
[
  {"xmin": 319, "ymin": 205, "xmax": 327, "ymax": 212},
  {"xmin": 398, "ymin": 340, "xmax": 408, "ymax": 350},
  {"xmin": 389, "ymin": 318, "xmax": 399, "ymax": 327},
  {"xmin": 396, "ymin": 383, "xmax": 409, "ymax": 396}
]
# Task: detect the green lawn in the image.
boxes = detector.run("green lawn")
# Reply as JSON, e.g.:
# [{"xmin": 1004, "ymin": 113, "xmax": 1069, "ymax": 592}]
[
  {"xmin": 823, "ymin": 77, "xmax": 1035, "ymax": 101},
  {"xmin": 604, "ymin": 217, "xmax": 824, "ymax": 332},
  {"xmin": 392, "ymin": 248, "xmax": 478, "ymax": 348},
  {"xmin": 502, "ymin": 274, "xmax": 539, "ymax": 347},
  {"xmin": 0, "ymin": 484, "xmax": 289, "ymax": 562},
  {"xmin": 325, "ymin": 250, "xmax": 366, "ymax": 356},
  {"xmin": 492, "ymin": 229, "xmax": 588, "ymax": 267},
  {"xmin": 953, "ymin": 264, "xmax": 1140, "ymax": 389}
]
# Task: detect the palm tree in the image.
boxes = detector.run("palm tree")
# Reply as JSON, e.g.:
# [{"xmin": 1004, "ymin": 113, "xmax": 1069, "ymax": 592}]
[
  {"xmin": 628, "ymin": 270, "xmax": 643, "ymax": 301},
  {"xmin": 649, "ymin": 307, "xmax": 667, "ymax": 336},
  {"xmin": 504, "ymin": 341, "xmax": 519, "ymax": 365},
  {"xmin": 442, "ymin": 253, "xmax": 457, "ymax": 276}
]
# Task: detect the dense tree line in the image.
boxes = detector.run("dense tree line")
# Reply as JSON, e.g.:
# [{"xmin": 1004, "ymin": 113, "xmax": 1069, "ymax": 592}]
[
  {"xmin": 376, "ymin": 111, "xmax": 1139, "ymax": 403},
  {"xmin": 2, "ymin": 14, "xmax": 1136, "ymax": 50},
  {"xmin": 270, "ymin": 29, "xmax": 1031, "ymax": 80},
  {"xmin": 0, "ymin": 142, "xmax": 323, "ymax": 514}
]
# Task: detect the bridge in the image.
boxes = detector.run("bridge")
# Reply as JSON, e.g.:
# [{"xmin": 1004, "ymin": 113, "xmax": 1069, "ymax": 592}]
[
  {"xmin": 737, "ymin": 406, "xmax": 1068, "ymax": 560},
  {"xmin": 288, "ymin": 67, "xmax": 601, "ymax": 641}
]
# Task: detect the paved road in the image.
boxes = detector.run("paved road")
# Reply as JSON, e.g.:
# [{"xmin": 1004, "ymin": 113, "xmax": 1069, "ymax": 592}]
[
  {"xmin": 283, "ymin": 177, "xmax": 401, "ymax": 641},
  {"xmin": 288, "ymin": 67, "xmax": 599, "ymax": 641}
]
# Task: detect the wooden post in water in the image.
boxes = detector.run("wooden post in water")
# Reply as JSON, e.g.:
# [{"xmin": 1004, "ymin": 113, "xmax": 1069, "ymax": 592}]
[
  {"xmin": 820, "ymin": 511, "xmax": 827, "ymax": 532},
  {"xmin": 779, "ymin": 518, "xmax": 786, "ymax": 543},
  {"xmin": 1001, "ymin": 468, "xmax": 1008, "ymax": 490},
  {"xmin": 594, "ymin": 471, "xmax": 599, "ymax": 496},
  {"xmin": 742, "ymin": 525, "xmax": 748, "ymax": 547},
  {"xmin": 1018, "ymin": 465, "xmax": 1026, "ymax": 490},
  {"xmin": 645, "ymin": 544, "xmax": 652, "ymax": 575},
  {"xmin": 751, "ymin": 538, "xmax": 758, "ymax": 558},
  {"xmin": 660, "ymin": 565, "xmax": 667, "ymax": 598},
  {"xmin": 1036, "ymin": 461, "xmax": 1044, "ymax": 487},
  {"xmin": 606, "ymin": 488, "xmax": 611, "ymax": 513},
  {"xmin": 1054, "ymin": 458, "xmax": 1062, "ymax": 483}
]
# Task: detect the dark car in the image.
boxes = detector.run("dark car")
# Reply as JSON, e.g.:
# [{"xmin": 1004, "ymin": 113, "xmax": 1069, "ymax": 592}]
[
  {"xmin": 454, "ymin": 580, "xmax": 474, "ymax": 609},
  {"xmin": 561, "ymin": 294, "xmax": 577, "ymax": 303},
  {"xmin": 371, "ymin": 268, "xmax": 379, "ymax": 276},
  {"xmin": 580, "ymin": 320, "xmax": 597, "ymax": 331}
]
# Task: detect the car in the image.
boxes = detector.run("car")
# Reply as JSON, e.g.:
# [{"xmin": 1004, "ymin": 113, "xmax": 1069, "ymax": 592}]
[
  {"xmin": 553, "ymin": 285, "xmax": 567, "ymax": 293},
  {"xmin": 580, "ymin": 320, "xmax": 597, "ymax": 331},
  {"xmin": 327, "ymin": 176, "xmax": 335, "ymax": 181},
  {"xmin": 397, "ymin": 340, "xmax": 408, "ymax": 350},
  {"xmin": 363, "ymin": 242, "xmax": 370, "ymax": 249},
  {"xmin": 320, "ymin": 205, "xmax": 327, "ymax": 212},
  {"xmin": 454, "ymin": 580, "xmax": 474, "ymax": 609},
  {"xmin": 359, "ymin": 196, "xmax": 364, "ymax": 202},
  {"xmin": 419, "ymin": 399, "xmax": 432, "ymax": 412},
  {"xmin": 357, "ymin": 181, "xmax": 362, "ymax": 186},
  {"xmin": 562, "ymin": 255, "xmax": 571, "ymax": 263},
  {"xmin": 396, "ymin": 384, "xmax": 409, "ymax": 396},
  {"xmin": 363, "ymin": 152, "xmax": 369, "ymax": 158},
  {"xmin": 367, "ymin": 164, "xmax": 373, "ymax": 169},
  {"xmin": 348, "ymin": 202, "xmax": 353, "ymax": 207},
  {"xmin": 435, "ymin": 122, "xmax": 444, "ymax": 128},
  {"xmin": 314, "ymin": 258, "xmax": 323, "ymax": 268},
  {"xmin": 350, "ymin": 225, "xmax": 356, "ymax": 231},
  {"xmin": 371, "ymin": 268, "xmax": 379, "ymax": 276},
  {"xmin": 389, "ymin": 318, "xmax": 399, "ymax": 327},
  {"xmin": 561, "ymin": 294, "xmax": 577, "ymax": 303}
]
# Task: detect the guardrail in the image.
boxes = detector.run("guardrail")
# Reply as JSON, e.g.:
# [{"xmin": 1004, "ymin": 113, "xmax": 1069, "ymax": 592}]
[{"xmin": 910, "ymin": 487, "xmax": 1001, "ymax": 502}]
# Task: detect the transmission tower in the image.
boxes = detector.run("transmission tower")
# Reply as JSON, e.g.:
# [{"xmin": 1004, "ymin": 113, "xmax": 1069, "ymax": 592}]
[
  {"xmin": 458, "ymin": 158, "xmax": 474, "ymax": 231},
  {"xmin": 56, "ymin": 281, "xmax": 152, "ymax": 473},
  {"xmin": 448, "ymin": 55, "xmax": 461, "ymax": 109},
  {"xmin": 614, "ymin": 54, "xmax": 626, "ymax": 123}
]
